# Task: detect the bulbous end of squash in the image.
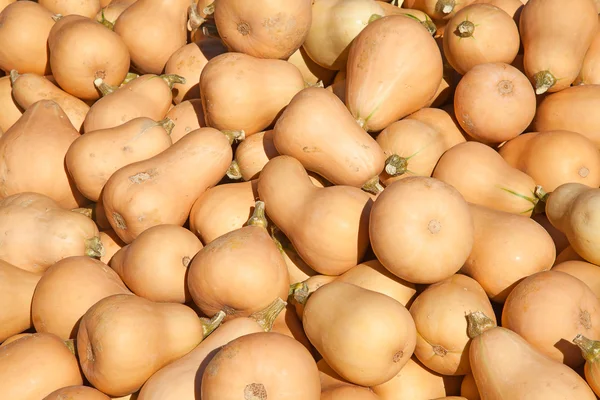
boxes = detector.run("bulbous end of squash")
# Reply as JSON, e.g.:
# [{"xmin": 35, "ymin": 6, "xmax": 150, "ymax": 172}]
[
  {"xmin": 361, "ymin": 176, "xmax": 384, "ymax": 195},
  {"xmin": 574, "ymin": 334, "xmax": 600, "ymax": 363},
  {"xmin": 249, "ymin": 297, "xmax": 287, "ymax": 332},
  {"xmin": 85, "ymin": 236, "xmax": 106, "ymax": 259},
  {"xmin": 455, "ymin": 20, "xmax": 475, "ymax": 38},
  {"xmin": 246, "ymin": 200, "xmax": 268, "ymax": 229},
  {"xmin": 385, "ymin": 154, "xmax": 409, "ymax": 176},
  {"xmin": 435, "ymin": 0, "xmax": 455, "ymax": 15},
  {"xmin": 200, "ymin": 310, "xmax": 226, "ymax": 338},
  {"xmin": 226, "ymin": 160, "xmax": 243, "ymax": 180},
  {"xmin": 466, "ymin": 311, "xmax": 497, "ymax": 339},
  {"xmin": 533, "ymin": 70, "xmax": 557, "ymax": 95}
]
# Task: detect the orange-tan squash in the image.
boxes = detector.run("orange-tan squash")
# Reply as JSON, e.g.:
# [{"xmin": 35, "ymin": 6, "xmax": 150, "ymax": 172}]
[
  {"xmin": 0, "ymin": 75, "xmax": 22, "ymax": 132},
  {"xmin": 271, "ymin": 228, "xmax": 318, "ymax": 284},
  {"xmin": 96, "ymin": 0, "xmax": 137, "ymax": 27},
  {"xmin": 234, "ymin": 130, "xmax": 279, "ymax": 181},
  {"xmin": 286, "ymin": 46, "xmax": 337, "ymax": 86},
  {"xmin": 99, "ymin": 229, "xmax": 126, "ymax": 265},
  {"xmin": 0, "ymin": 333, "xmax": 31, "ymax": 347},
  {"xmin": 553, "ymin": 260, "xmax": 600, "ymax": 299},
  {"xmin": 165, "ymin": 99, "xmax": 205, "ymax": 143},
  {"xmin": 42, "ymin": 386, "xmax": 110, "ymax": 400},
  {"xmin": 321, "ymin": 386, "xmax": 380, "ymax": 399},
  {"xmin": 531, "ymin": 212, "xmax": 569, "ymax": 255},
  {"xmin": 0, "ymin": 0, "xmax": 15, "ymax": 13},
  {"xmin": 575, "ymin": 15, "xmax": 600, "ymax": 85},
  {"xmin": 403, "ymin": 0, "xmax": 477, "ymax": 22},
  {"xmin": 460, "ymin": 373, "xmax": 481, "ymax": 400},
  {"xmin": 378, "ymin": 2, "xmax": 437, "ymax": 35},
  {"xmin": 473, "ymin": 0, "xmax": 524, "ymax": 22},
  {"xmin": 290, "ymin": 274, "xmax": 339, "ymax": 320},
  {"xmin": 39, "ymin": 0, "xmax": 101, "ymax": 18},
  {"xmin": 405, "ymin": 107, "xmax": 467, "ymax": 148}
]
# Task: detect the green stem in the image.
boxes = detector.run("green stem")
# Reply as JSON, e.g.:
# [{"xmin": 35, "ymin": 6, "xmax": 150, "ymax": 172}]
[
  {"xmin": 534, "ymin": 185, "xmax": 548, "ymax": 203},
  {"xmin": 533, "ymin": 70, "xmax": 557, "ymax": 95},
  {"xmin": 368, "ymin": 14, "xmax": 384, "ymax": 24},
  {"xmin": 361, "ymin": 176, "xmax": 384, "ymax": 195},
  {"xmin": 120, "ymin": 72, "xmax": 139, "ymax": 86},
  {"xmin": 97, "ymin": 9, "xmax": 114, "ymax": 30},
  {"xmin": 466, "ymin": 311, "xmax": 497, "ymax": 339},
  {"xmin": 94, "ymin": 78, "xmax": 118, "ymax": 96},
  {"xmin": 573, "ymin": 334, "xmax": 600, "ymax": 363},
  {"xmin": 199, "ymin": 310, "xmax": 226, "ymax": 338},
  {"xmin": 249, "ymin": 297, "xmax": 287, "ymax": 332},
  {"xmin": 85, "ymin": 236, "xmax": 105, "ymax": 259},
  {"xmin": 246, "ymin": 201, "xmax": 268, "ymax": 229},
  {"xmin": 158, "ymin": 117, "xmax": 175, "ymax": 135},
  {"xmin": 159, "ymin": 74, "xmax": 187, "ymax": 90},
  {"xmin": 64, "ymin": 339, "xmax": 77, "ymax": 356},
  {"xmin": 221, "ymin": 130, "xmax": 246, "ymax": 145},
  {"xmin": 385, "ymin": 154, "xmax": 408, "ymax": 176},
  {"xmin": 226, "ymin": 160, "xmax": 243, "ymax": 180}
]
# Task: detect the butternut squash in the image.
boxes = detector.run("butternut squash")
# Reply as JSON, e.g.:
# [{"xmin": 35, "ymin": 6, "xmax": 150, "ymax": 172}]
[
  {"xmin": 0, "ymin": 332, "xmax": 30, "ymax": 347},
  {"xmin": 0, "ymin": 259, "xmax": 41, "ymax": 342},
  {"xmin": 378, "ymin": 2, "xmax": 438, "ymax": 35},
  {"xmin": 575, "ymin": 15, "xmax": 600, "ymax": 85},
  {"xmin": 77, "ymin": 294, "xmax": 225, "ymax": 397},
  {"xmin": 42, "ymin": 386, "xmax": 110, "ymax": 400},
  {"xmin": 258, "ymin": 155, "xmax": 373, "ymax": 275},
  {"xmin": 272, "ymin": 228, "xmax": 319, "ymax": 284},
  {"xmin": 48, "ymin": 14, "xmax": 130, "ymax": 100},
  {"xmin": 188, "ymin": 201, "xmax": 290, "ymax": 320},
  {"xmin": 39, "ymin": 0, "xmax": 101, "ymax": 18},
  {"xmin": 234, "ymin": 130, "xmax": 279, "ymax": 181},
  {"xmin": 110, "ymin": 224, "xmax": 203, "ymax": 303},
  {"xmin": 302, "ymin": 0, "xmax": 386, "ymax": 70},
  {"xmin": 555, "ymin": 245, "xmax": 585, "ymax": 265},
  {"xmin": 0, "ymin": 1, "xmax": 54, "ymax": 75},
  {"xmin": 346, "ymin": 15, "xmax": 442, "ymax": 131},
  {"xmin": 473, "ymin": 0, "xmax": 524, "ymax": 22},
  {"xmin": 286, "ymin": 47, "xmax": 337, "ymax": 86},
  {"xmin": 443, "ymin": 4, "xmax": 520, "ymax": 75},
  {"xmin": 321, "ymin": 386, "xmax": 380, "ymax": 399},
  {"xmin": 454, "ymin": 62, "xmax": 536, "ymax": 144},
  {"xmin": 554, "ymin": 260, "xmax": 600, "ymax": 299},
  {"xmin": 502, "ymin": 270, "xmax": 600, "ymax": 367},
  {"xmin": 460, "ymin": 373, "xmax": 481, "ymax": 400},
  {"xmin": 102, "ymin": 127, "xmax": 232, "ymax": 243},
  {"xmin": 66, "ymin": 117, "xmax": 173, "ymax": 202},
  {"xmin": 0, "ymin": 100, "xmax": 87, "ymax": 208},
  {"xmin": 466, "ymin": 311, "xmax": 596, "ymax": 399},
  {"xmin": 303, "ymin": 281, "xmax": 416, "ymax": 386},
  {"xmin": 531, "ymin": 211, "xmax": 569, "ymax": 255},
  {"xmin": 462, "ymin": 204, "xmax": 556, "ymax": 302},
  {"xmin": 9, "ymin": 70, "xmax": 89, "ymax": 132},
  {"xmin": 213, "ymin": 0, "xmax": 312, "ymax": 60},
  {"xmin": 370, "ymin": 176, "xmax": 474, "ymax": 284},
  {"xmin": 403, "ymin": 0, "xmax": 477, "ymax": 21},
  {"xmin": 432, "ymin": 141, "xmax": 542, "ymax": 216},
  {"xmin": 519, "ymin": 0, "xmax": 597, "ymax": 94},
  {"xmin": 573, "ymin": 334, "xmax": 600, "ymax": 398},
  {"xmin": 0, "ymin": 0, "xmax": 15, "ymax": 13},
  {"xmin": 96, "ymin": 0, "xmax": 137, "ymax": 27},
  {"xmin": 201, "ymin": 332, "xmax": 321, "ymax": 400},
  {"xmin": 405, "ymin": 107, "xmax": 468, "ymax": 148},
  {"xmin": 273, "ymin": 87, "xmax": 386, "ymax": 191},
  {"xmin": 290, "ymin": 274, "xmax": 338, "ymax": 320},
  {"xmin": 0, "ymin": 75, "xmax": 22, "ymax": 132},
  {"xmin": 165, "ymin": 99, "xmax": 205, "ymax": 143},
  {"xmin": 200, "ymin": 52, "xmax": 304, "ymax": 136},
  {"xmin": 99, "ymin": 229, "xmax": 125, "ymax": 265}
]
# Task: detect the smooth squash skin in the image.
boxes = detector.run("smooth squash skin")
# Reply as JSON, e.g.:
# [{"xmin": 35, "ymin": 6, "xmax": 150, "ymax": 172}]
[
  {"xmin": 110, "ymin": 224, "xmax": 203, "ymax": 304},
  {"xmin": 462, "ymin": 204, "xmax": 556, "ymax": 303},
  {"xmin": 403, "ymin": 0, "xmax": 477, "ymax": 21},
  {"xmin": 519, "ymin": 0, "xmax": 597, "ymax": 94},
  {"xmin": 291, "ymin": 274, "xmax": 338, "ymax": 320},
  {"xmin": 273, "ymin": 229, "xmax": 319, "ymax": 284},
  {"xmin": 0, "ymin": 0, "xmax": 15, "ymax": 13},
  {"xmin": 405, "ymin": 107, "xmax": 467, "ymax": 149},
  {"xmin": 534, "ymin": 85, "xmax": 600, "ymax": 147},
  {"xmin": 66, "ymin": 117, "xmax": 173, "ymax": 202},
  {"xmin": 258, "ymin": 155, "xmax": 373, "ymax": 275},
  {"xmin": 370, "ymin": 176, "xmax": 474, "ymax": 284},
  {"xmin": 234, "ymin": 130, "xmax": 279, "ymax": 181},
  {"xmin": 467, "ymin": 311, "xmax": 597, "ymax": 400},
  {"xmin": 10, "ymin": 71, "xmax": 90, "ymax": 132},
  {"xmin": 77, "ymin": 294, "xmax": 224, "ymax": 397},
  {"xmin": 99, "ymin": 229, "xmax": 126, "ymax": 265},
  {"xmin": 273, "ymin": 87, "xmax": 386, "ymax": 190},
  {"xmin": 43, "ymin": 386, "xmax": 110, "ymax": 400},
  {"xmin": 443, "ymin": 4, "xmax": 519, "ymax": 75},
  {"xmin": 531, "ymin": 212, "xmax": 569, "ymax": 255},
  {"xmin": 0, "ymin": 193, "xmax": 103, "ymax": 274},
  {"xmin": 321, "ymin": 386, "xmax": 380, "ymax": 400},
  {"xmin": 302, "ymin": 0, "xmax": 386, "ymax": 70},
  {"xmin": 201, "ymin": 332, "xmax": 321, "ymax": 400},
  {"xmin": 377, "ymin": 3, "xmax": 438, "ymax": 35},
  {"xmin": 213, "ymin": 0, "xmax": 312, "ymax": 60},
  {"xmin": 345, "ymin": 15, "xmax": 442, "ymax": 132},
  {"xmin": 497, "ymin": 131, "xmax": 539, "ymax": 167},
  {"xmin": 575, "ymin": 15, "xmax": 600, "ymax": 85},
  {"xmin": 114, "ymin": 0, "xmax": 189, "ymax": 74},
  {"xmin": 0, "ymin": 1, "xmax": 54, "ymax": 75},
  {"xmin": 0, "ymin": 259, "xmax": 41, "ymax": 342},
  {"xmin": 39, "ymin": 0, "xmax": 101, "ymax": 18},
  {"xmin": 473, "ymin": 0, "xmax": 524, "ymax": 22},
  {"xmin": 410, "ymin": 274, "xmax": 496, "ymax": 375},
  {"xmin": 0, "ymin": 76, "xmax": 22, "ymax": 132},
  {"xmin": 453, "ymin": 62, "xmax": 536, "ymax": 144},
  {"xmin": 502, "ymin": 270, "xmax": 600, "ymax": 367},
  {"xmin": 138, "ymin": 317, "xmax": 265, "ymax": 400},
  {"xmin": 554, "ymin": 260, "xmax": 600, "ymax": 299},
  {"xmin": 303, "ymin": 281, "xmax": 416, "ymax": 386},
  {"xmin": 102, "ymin": 127, "xmax": 232, "ymax": 243},
  {"xmin": 200, "ymin": 52, "xmax": 305, "ymax": 136},
  {"xmin": 460, "ymin": 373, "xmax": 481, "ymax": 400},
  {"xmin": 432, "ymin": 141, "xmax": 540, "ymax": 216},
  {"xmin": 32, "ymin": 256, "xmax": 132, "ymax": 340},
  {"xmin": 0, "ymin": 100, "xmax": 87, "ymax": 208},
  {"xmin": 165, "ymin": 99, "xmax": 205, "ymax": 143},
  {"xmin": 286, "ymin": 47, "xmax": 337, "ymax": 86}
]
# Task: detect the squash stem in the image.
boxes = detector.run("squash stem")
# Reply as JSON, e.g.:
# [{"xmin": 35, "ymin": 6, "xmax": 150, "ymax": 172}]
[
  {"xmin": 97, "ymin": 9, "xmax": 114, "ymax": 30},
  {"xmin": 71, "ymin": 206, "xmax": 94, "ymax": 219},
  {"xmin": 290, "ymin": 282, "xmax": 310, "ymax": 306},
  {"xmin": 246, "ymin": 201, "xmax": 268, "ymax": 229},
  {"xmin": 157, "ymin": 117, "xmax": 175, "ymax": 135},
  {"xmin": 221, "ymin": 129, "xmax": 246, "ymax": 145},
  {"xmin": 159, "ymin": 74, "xmax": 187, "ymax": 90},
  {"xmin": 573, "ymin": 334, "xmax": 600, "ymax": 363},
  {"xmin": 249, "ymin": 297, "xmax": 287, "ymax": 332},
  {"xmin": 435, "ymin": 0, "xmax": 455, "ymax": 14},
  {"xmin": 203, "ymin": 2, "xmax": 215, "ymax": 16},
  {"xmin": 85, "ymin": 236, "xmax": 105, "ymax": 259},
  {"xmin": 361, "ymin": 176, "xmax": 384, "ymax": 195},
  {"xmin": 456, "ymin": 20, "xmax": 475, "ymax": 38},
  {"xmin": 199, "ymin": 310, "xmax": 226, "ymax": 338},
  {"xmin": 93, "ymin": 78, "xmax": 118, "ymax": 97},
  {"xmin": 533, "ymin": 70, "xmax": 557, "ymax": 95},
  {"xmin": 385, "ymin": 154, "xmax": 409, "ymax": 176},
  {"xmin": 534, "ymin": 185, "xmax": 548, "ymax": 203},
  {"xmin": 188, "ymin": 0, "xmax": 205, "ymax": 32},
  {"xmin": 368, "ymin": 14, "xmax": 384, "ymax": 24},
  {"xmin": 64, "ymin": 339, "xmax": 77, "ymax": 356},
  {"xmin": 421, "ymin": 19, "xmax": 437, "ymax": 35},
  {"xmin": 226, "ymin": 160, "xmax": 243, "ymax": 180},
  {"xmin": 52, "ymin": 13, "xmax": 63, "ymax": 22},
  {"xmin": 8, "ymin": 70, "xmax": 19, "ymax": 85},
  {"xmin": 466, "ymin": 311, "xmax": 497, "ymax": 339},
  {"xmin": 120, "ymin": 72, "xmax": 139, "ymax": 87}
]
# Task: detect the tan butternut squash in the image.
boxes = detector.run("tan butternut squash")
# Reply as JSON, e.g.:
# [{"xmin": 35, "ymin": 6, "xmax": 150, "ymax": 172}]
[
  {"xmin": 378, "ymin": 2, "xmax": 437, "ymax": 34},
  {"xmin": 290, "ymin": 274, "xmax": 338, "ymax": 320},
  {"xmin": 286, "ymin": 47, "xmax": 337, "ymax": 86},
  {"xmin": 370, "ymin": 176, "xmax": 474, "ymax": 284},
  {"xmin": 0, "ymin": 333, "xmax": 31, "ymax": 347},
  {"xmin": 467, "ymin": 311, "xmax": 596, "ymax": 399},
  {"xmin": 575, "ymin": 16, "xmax": 600, "ymax": 85},
  {"xmin": 258, "ymin": 155, "xmax": 373, "ymax": 275},
  {"xmin": 403, "ymin": 0, "xmax": 477, "ymax": 21},
  {"xmin": 321, "ymin": 386, "xmax": 380, "ymax": 399},
  {"xmin": 462, "ymin": 203, "xmax": 556, "ymax": 302},
  {"xmin": 48, "ymin": 15, "xmax": 130, "ymax": 100},
  {"xmin": 271, "ymin": 228, "xmax": 318, "ymax": 284},
  {"xmin": 531, "ymin": 211, "xmax": 569, "ymax": 255},
  {"xmin": 234, "ymin": 130, "xmax": 279, "ymax": 181},
  {"xmin": 66, "ymin": 117, "xmax": 173, "ymax": 202},
  {"xmin": 317, "ymin": 358, "xmax": 354, "ymax": 391},
  {"xmin": 555, "ymin": 245, "xmax": 585, "ymax": 265},
  {"xmin": 346, "ymin": 15, "xmax": 442, "ymax": 131},
  {"xmin": 43, "ymin": 386, "xmax": 110, "ymax": 400},
  {"xmin": 39, "ymin": 0, "xmax": 101, "ymax": 17},
  {"xmin": 99, "ymin": 229, "xmax": 126, "ymax": 265},
  {"xmin": 0, "ymin": 100, "xmax": 87, "ymax": 208},
  {"xmin": 273, "ymin": 87, "xmax": 386, "ymax": 191},
  {"xmin": 111, "ymin": 224, "xmax": 203, "ymax": 303},
  {"xmin": 502, "ymin": 270, "xmax": 600, "ymax": 367},
  {"xmin": 0, "ymin": 1, "xmax": 54, "ymax": 75},
  {"xmin": 460, "ymin": 373, "xmax": 481, "ymax": 400},
  {"xmin": 0, "ymin": 259, "xmax": 41, "ymax": 342},
  {"xmin": 96, "ymin": 0, "xmax": 137, "ymax": 27},
  {"xmin": 201, "ymin": 332, "xmax": 321, "ymax": 399},
  {"xmin": 497, "ymin": 131, "xmax": 539, "ymax": 167},
  {"xmin": 83, "ymin": 73, "xmax": 183, "ymax": 133},
  {"xmin": 32, "ymin": 256, "xmax": 132, "ymax": 339},
  {"xmin": 574, "ymin": 335, "xmax": 600, "ymax": 398},
  {"xmin": 519, "ymin": 0, "xmax": 597, "ymax": 94},
  {"xmin": 473, "ymin": 0, "xmax": 524, "ymax": 22},
  {"xmin": 78, "ymin": 294, "xmax": 225, "ymax": 397},
  {"xmin": 432, "ymin": 141, "xmax": 542, "ymax": 216},
  {"xmin": 0, "ymin": 75, "xmax": 22, "ymax": 132},
  {"xmin": 9, "ymin": 70, "xmax": 89, "ymax": 132},
  {"xmin": 405, "ymin": 107, "xmax": 467, "ymax": 148},
  {"xmin": 303, "ymin": 281, "xmax": 416, "ymax": 386},
  {"xmin": 102, "ymin": 127, "xmax": 232, "ymax": 243},
  {"xmin": 200, "ymin": 52, "xmax": 304, "ymax": 136},
  {"xmin": 554, "ymin": 260, "xmax": 600, "ymax": 299},
  {"xmin": 0, "ymin": 0, "xmax": 15, "ymax": 13},
  {"xmin": 165, "ymin": 99, "xmax": 205, "ymax": 143},
  {"xmin": 443, "ymin": 4, "xmax": 520, "ymax": 75}
]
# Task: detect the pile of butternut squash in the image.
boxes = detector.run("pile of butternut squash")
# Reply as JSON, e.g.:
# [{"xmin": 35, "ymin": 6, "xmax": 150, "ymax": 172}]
[{"xmin": 2, "ymin": 0, "xmax": 600, "ymax": 398}]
